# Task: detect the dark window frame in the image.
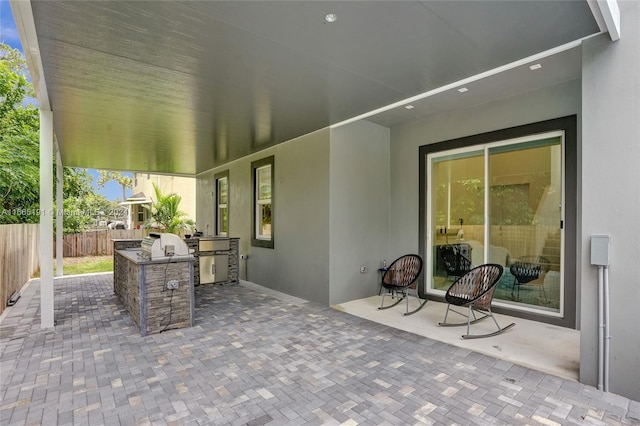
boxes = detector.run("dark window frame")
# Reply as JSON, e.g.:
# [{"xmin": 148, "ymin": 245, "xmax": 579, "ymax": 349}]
[{"xmin": 251, "ymin": 156, "xmax": 274, "ymax": 249}]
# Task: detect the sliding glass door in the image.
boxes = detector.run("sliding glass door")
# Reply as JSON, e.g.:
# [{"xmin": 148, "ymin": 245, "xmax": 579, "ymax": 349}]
[
  {"xmin": 427, "ymin": 132, "xmax": 564, "ymax": 315},
  {"xmin": 430, "ymin": 149, "xmax": 485, "ymax": 292}
]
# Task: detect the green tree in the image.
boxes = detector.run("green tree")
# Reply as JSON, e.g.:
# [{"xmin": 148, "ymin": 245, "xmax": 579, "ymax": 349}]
[
  {"xmin": 144, "ymin": 183, "xmax": 194, "ymax": 234},
  {"xmin": 1, "ymin": 43, "xmax": 104, "ymax": 232},
  {"xmin": 0, "ymin": 42, "xmax": 40, "ymax": 224},
  {"xmin": 54, "ymin": 168, "xmax": 97, "ymax": 234},
  {"xmin": 96, "ymin": 171, "xmax": 132, "ymax": 202}
]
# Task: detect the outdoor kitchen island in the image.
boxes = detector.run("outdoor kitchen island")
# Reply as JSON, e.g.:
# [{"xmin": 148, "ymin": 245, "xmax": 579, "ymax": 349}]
[
  {"xmin": 184, "ymin": 237, "xmax": 240, "ymax": 286},
  {"xmin": 113, "ymin": 236, "xmax": 195, "ymax": 336}
]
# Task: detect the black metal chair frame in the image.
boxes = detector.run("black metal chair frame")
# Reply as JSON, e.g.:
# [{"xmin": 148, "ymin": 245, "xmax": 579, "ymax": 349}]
[
  {"xmin": 378, "ymin": 254, "xmax": 425, "ymax": 316},
  {"xmin": 440, "ymin": 244, "xmax": 472, "ymax": 280},
  {"xmin": 510, "ymin": 255, "xmax": 550, "ymax": 302},
  {"xmin": 439, "ymin": 263, "xmax": 515, "ymax": 339}
]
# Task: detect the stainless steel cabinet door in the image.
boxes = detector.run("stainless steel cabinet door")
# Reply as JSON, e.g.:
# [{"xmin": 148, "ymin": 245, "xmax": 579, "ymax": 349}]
[{"xmin": 199, "ymin": 255, "xmax": 229, "ymax": 284}]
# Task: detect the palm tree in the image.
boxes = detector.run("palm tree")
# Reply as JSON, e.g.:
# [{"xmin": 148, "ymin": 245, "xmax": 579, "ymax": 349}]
[
  {"xmin": 96, "ymin": 170, "xmax": 133, "ymax": 202},
  {"xmin": 144, "ymin": 183, "xmax": 194, "ymax": 234}
]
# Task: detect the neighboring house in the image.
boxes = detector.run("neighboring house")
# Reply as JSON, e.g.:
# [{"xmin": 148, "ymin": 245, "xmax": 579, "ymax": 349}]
[
  {"xmin": 119, "ymin": 191, "xmax": 149, "ymax": 230},
  {"xmin": 120, "ymin": 174, "xmax": 196, "ymax": 230},
  {"xmin": 13, "ymin": 0, "xmax": 640, "ymax": 401}
]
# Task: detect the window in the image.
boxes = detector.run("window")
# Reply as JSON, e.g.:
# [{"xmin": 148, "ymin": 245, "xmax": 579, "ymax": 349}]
[
  {"xmin": 427, "ymin": 136, "xmax": 563, "ymax": 313},
  {"xmin": 215, "ymin": 171, "xmax": 229, "ymax": 236},
  {"xmin": 136, "ymin": 205, "xmax": 145, "ymax": 223},
  {"xmin": 252, "ymin": 156, "xmax": 274, "ymax": 248},
  {"xmin": 419, "ymin": 116, "xmax": 577, "ymax": 328}
]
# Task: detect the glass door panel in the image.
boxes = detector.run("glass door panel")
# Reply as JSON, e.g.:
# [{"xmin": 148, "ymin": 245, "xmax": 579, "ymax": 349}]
[
  {"xmin": 427, "ymin": 134, "xmax": 563, "ymax": 316},
  {"xmin": 488, "ymin": 137, "xmax": 562, "ymax": 312},
  {"xmin": 430, "ymin": 150, "xmax": 484, "ymax": 291}
]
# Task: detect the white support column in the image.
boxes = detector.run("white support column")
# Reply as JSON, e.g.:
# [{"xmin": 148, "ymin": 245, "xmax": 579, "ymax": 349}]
[
  {"xmin": 55, "ymin": 146, "xmax": 63, "ymax": 276},
  {"xmin": 581, "ymin": 1, "xmax": 639, "ymax": 400},
  {"xmin": 40, "ymin": 110, "xmax": 55, "ymax": 328},
  {"xmin": 588, "ymin": 0, "xmax": 621, "ymax": 41},
  {"xmin": 597, "ymin": 0, "xmax": 621, "ymax": 41}
]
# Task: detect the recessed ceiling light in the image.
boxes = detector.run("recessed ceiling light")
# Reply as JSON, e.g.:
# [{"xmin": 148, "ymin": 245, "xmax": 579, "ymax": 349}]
[
  {"xmin": 529, "ymin": 63, "xmax": 542, "ymax": 70},
  {"xmin": 325, "ymin": 13, "xmax": 337, "ymax": 23},
  {"xmin": 457, "ymin": 87, "xmax": 468, "ymax": 93},
  {"xmin": 404, "ymin": 105, "xmax": 414, "ymax": 110}
]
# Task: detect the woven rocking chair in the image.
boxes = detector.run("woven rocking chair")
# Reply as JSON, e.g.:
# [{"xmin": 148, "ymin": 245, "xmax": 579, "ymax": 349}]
[
  {"xmin": 440, "ymin": 244, "xmax": 472, "ymax": 280},
  {"xmin": 510, "ymin": 255, "xmax": 551, "ymax": 302},
  {"xmin": 378, "ymin": 254, "xmax": 425, "ymax": 316},
  {"xmin": 439, "ymin": 264, "xmax": 515, "ymax": 339}
]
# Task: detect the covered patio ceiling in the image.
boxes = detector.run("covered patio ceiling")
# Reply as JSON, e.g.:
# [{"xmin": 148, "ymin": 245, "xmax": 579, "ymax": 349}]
[{"xmin": 12, "ymin": 0, "xmax": 604, "ymax": 176}]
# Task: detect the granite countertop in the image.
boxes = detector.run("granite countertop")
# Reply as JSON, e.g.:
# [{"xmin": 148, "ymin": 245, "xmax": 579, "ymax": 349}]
[
  {"xmin": 183, "ymin": 236, "xmax": 240, "ymax": 241},
  {"xmin": 115, "ymin": 248, "xmax": 194, "ymax": 264}
]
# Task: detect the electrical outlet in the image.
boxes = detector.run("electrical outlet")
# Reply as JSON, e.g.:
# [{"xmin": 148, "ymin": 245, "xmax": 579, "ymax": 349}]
[
  {"xmin": 360, "ymin": 265, "xmax": 367, "ymax": 273},
  {"xmin": 167, "ymin": 280, "xmax": 179, "ymax": 290}
]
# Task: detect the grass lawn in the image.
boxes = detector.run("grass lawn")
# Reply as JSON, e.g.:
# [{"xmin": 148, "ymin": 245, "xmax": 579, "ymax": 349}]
[{"xmin": 55, "ymin": 255, "xmax": 113, "ymax": 275}]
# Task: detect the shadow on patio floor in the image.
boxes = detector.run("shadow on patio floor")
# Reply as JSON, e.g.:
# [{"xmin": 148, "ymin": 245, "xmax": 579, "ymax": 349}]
[
  {"xmin": 1, "ymin": 274, "xmax": 637, "ymax": 425},
  {"xmin": 333, "ymin": 295, "xmax": 579, "ymax": 381}
]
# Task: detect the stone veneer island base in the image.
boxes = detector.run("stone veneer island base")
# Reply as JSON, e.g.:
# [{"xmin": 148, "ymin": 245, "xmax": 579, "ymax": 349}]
[{"xmin": 113, "ymin": 243, "xmax": 195, "ymax": 336}]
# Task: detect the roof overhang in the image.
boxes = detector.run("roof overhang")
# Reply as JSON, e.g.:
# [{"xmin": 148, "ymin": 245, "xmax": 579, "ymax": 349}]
[
  {"xmin": 587, "ymin": 0, "xmax": 621, "ymax": 41},
  {"xmin": 10, "ymin": 0, "xmax": 609, "ymax": 175},
  {"xmin": 119, "ymin": 199, "xmax": 151, "ymax": 206}
]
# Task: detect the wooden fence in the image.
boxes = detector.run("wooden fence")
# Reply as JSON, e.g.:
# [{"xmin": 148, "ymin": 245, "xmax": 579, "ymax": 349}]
[
  {"xmin": 54, "ymin": 229, "xmax": 146, "ymax": 257},
  {"xmin": 0, "ymin": 226, "xmax": 147, "ymax": 315},
  {"xmin": 0, "ymin": 224, "xmax": 40, "ymax": 316}
]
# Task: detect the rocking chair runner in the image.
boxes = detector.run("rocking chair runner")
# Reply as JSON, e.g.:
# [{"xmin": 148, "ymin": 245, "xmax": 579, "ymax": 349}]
[
  {"xmin": 439, "ymin": 263, "xmax": 515, "ymax": 339},
  {"xmin": 378, "ymin": 254, "xmax": 425, "ymax": 316}
]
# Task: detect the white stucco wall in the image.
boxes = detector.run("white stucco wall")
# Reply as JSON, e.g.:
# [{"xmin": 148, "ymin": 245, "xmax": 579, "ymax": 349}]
[
  {"xmin": 388, "ymin": 79, "xmax": 581, "ymax": 258},
  {"xmin": 135, "ymin": 174, "xmax": 197, "ymax": 223},
  {"xmin": 329, "ymin": 121, "xmax": 391, "ymax": 305},
  {"xmin": 197, "ymin": 123, "xmax": 391, "ymax": 306},
  {"xmin": 196, "ymin": 129, "xmax": 331, "ymax": 304},
  {"xmin": 580, "ymin": 0, "xmax": 640, "ymax": 400},
  {"xmin": 195, "ymin": 171, "xmax": 216, "ymax": 237}
]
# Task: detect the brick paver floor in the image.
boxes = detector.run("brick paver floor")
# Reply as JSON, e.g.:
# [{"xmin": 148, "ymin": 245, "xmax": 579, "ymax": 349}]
[{"xmin": 1, "ymin": 274, "xmax": 639, "ymax": 425}]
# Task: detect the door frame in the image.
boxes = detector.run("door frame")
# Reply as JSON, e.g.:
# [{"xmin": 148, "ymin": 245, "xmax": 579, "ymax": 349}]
[{"xmin": 418, "ymin": 116, "xmax": 577, "ymax": 328}]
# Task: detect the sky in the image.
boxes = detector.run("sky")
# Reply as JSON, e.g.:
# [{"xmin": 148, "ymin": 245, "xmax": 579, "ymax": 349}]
[
  {"xmin": 1, "ymin": 0, "xmax": 132, "ymax": 201},
  {"xmin": 0, "ymin": 0, "xmax": 20, "ymax": 50}
]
